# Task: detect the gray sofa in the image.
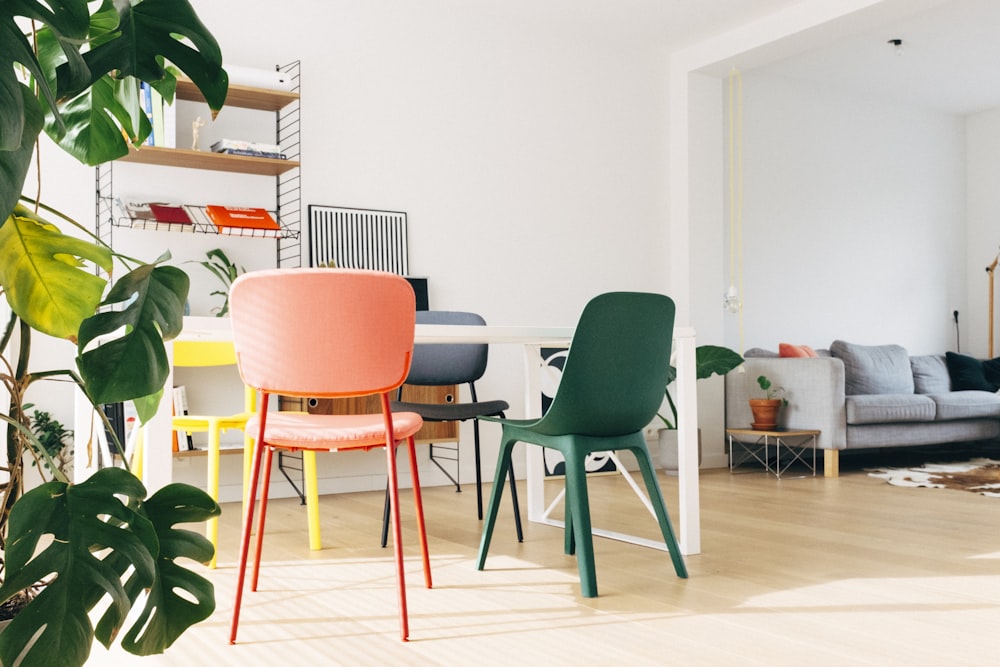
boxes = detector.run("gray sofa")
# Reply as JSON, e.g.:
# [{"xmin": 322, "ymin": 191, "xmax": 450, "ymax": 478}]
[{"xmin": 724, "ymin": 340, "xmax": 1000, "ymax": 476}]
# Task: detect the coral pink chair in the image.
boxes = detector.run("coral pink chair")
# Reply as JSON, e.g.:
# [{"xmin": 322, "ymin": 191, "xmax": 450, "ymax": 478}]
[{"xmin": 227, "ymin": 268, "xmax": 431, "ymax": 643}]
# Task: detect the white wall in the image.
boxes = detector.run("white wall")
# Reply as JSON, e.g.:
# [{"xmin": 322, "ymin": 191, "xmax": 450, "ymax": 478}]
[
  {"xmin": 965, "ymin": 109, "xmax": 1000, "ymax": 357},
  {"xmin": 726, "ymin": 71, "xmax": 967, "ymax": 356}
]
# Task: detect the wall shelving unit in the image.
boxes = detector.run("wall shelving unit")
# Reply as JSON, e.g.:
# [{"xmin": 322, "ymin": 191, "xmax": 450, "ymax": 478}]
[{"xmin": 95, "ymin": 61, "xmax": 302, "ymax": 267}]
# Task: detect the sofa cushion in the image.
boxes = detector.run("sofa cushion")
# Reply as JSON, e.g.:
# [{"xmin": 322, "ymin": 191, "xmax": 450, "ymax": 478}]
[
  {"xmin": 911, "ymin": 354, "xmax": 950, "ymax": 394},
  {"xmin": 930, "ymin": 391, "xmax": 1000, "ymax": 420},
  {"xmin": 844, "ymin": 394, "xmax": 935, "ymax": 424},
  {"xmin": 945, "ymin": 351, "xmax": 998, "ymax": 392},
  {"xmin": 831, "ymin": 340, "xmax": 914, "ymax": 395}
]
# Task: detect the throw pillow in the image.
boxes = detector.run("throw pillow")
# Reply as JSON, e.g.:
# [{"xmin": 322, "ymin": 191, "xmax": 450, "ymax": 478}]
[
  {"xmin": 830, "ymin": 340, "xmax": 914, "ymax": 395},
  {"xmin": 947, "ymin": 352, "xmax": 998, "ymax": 392},
  {"xmin": 983, "ymin": 356, "xmax": 1000, "ymax": 389},
  {"xmin": 779, "ymin": 343, "xmax": 819, "ymax": 358}
]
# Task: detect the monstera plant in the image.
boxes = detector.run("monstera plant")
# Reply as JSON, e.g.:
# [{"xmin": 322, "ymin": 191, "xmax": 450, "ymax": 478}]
[{"xmin": 0, "ymin": 2, "xmax": 228, "ymax": 665}]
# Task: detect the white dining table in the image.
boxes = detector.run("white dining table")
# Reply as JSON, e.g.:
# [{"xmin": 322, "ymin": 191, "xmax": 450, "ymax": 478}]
[{"xmin": 74, "ymin": 317, "xmax": 701, "ymax": 555}]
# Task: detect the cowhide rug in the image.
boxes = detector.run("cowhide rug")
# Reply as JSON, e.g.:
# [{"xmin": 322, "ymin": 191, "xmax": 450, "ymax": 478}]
[{"xmin": 867, "ymin": 458, "xmax": 1000, "ymax": 497}]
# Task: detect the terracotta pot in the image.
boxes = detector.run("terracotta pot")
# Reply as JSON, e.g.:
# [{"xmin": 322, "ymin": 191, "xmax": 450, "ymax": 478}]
[{"xmin": 749, "ymin": 398, "xmax": 782, "ymax": 430}]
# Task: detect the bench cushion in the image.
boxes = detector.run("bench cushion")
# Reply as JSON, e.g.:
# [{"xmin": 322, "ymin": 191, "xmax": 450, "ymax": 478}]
[
  {"xmin": 845, "ymin": 394, "xmax": 935, "ymax": 424},
  {"xmin": 931, "ymin": 391, "xmax": 1000, "ymax": 421}
]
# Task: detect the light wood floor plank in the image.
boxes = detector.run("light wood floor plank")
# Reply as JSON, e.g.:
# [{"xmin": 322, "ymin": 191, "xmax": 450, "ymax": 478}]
[{"xmin": 85, "ymin": 461, "xmax": 1000, "ymax": 665}]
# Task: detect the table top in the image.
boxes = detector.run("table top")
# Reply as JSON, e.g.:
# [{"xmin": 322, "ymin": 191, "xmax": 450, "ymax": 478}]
[
  {"xmin": 726, "ymin": 427, "xmax": 821, "ymax": 438},
  {"xmin": 178, "ymin": 316, "xmax": 693, "ymax": 346}
]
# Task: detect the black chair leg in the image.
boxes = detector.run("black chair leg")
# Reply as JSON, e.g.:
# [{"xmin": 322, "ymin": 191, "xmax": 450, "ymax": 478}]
[
  {"xmin": 380, "ymin": 480, "xmax": 391, "ymax": 548},
  {"xmin": 507, "ymin": 461, "xmax": 523, "ymax": 542},
  {"xmin": 473, "ymin": 419, "xmax": 484, "ymax": 520}
]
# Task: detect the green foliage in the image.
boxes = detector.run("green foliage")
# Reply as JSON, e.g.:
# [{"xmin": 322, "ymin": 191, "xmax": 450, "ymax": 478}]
[
  {"xmin": 0, "ymin": 2, "xmax": 228, "ymax": 664},
  {"xmin": 27, "ymin": 409, "xmax": 72, "ymax": 474},
  {"xmin": 0, "ymin": 468, "xmax": 220, "ymax": 666},
  {"xmin": 198, "ymin": 248, "xmax": 245, "ymax": 317},
  {"xmin": 0, "ymin": 205, "xmax": 112, "ymax": 340},
  {"xmin": 659, "ymin": 345, "xmax": 744, "ymax": 429},
  {"xmin": 756, "ymin": 375, "xmax": 787, "ymax": 404}
]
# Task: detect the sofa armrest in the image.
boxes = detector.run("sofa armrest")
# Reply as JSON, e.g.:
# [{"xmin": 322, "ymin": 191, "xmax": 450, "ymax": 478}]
[{"xmin": 725, "ymin": 357, "xmax": 846, "ymax": 450}]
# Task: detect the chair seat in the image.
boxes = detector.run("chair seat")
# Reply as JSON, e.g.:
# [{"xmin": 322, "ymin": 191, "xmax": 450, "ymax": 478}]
[
  {"xmin": 390, "ymin": 399, "xmax": 508, "ymax": 422},
  {"xmin": 246, "ymin": 410, "xmax": 423, "ymax": 450}
]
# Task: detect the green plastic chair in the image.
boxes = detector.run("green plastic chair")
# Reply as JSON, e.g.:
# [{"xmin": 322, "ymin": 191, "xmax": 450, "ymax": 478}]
[{"xmin": 475, "ymin": 291, "xmax": 688, "ymax": 597}]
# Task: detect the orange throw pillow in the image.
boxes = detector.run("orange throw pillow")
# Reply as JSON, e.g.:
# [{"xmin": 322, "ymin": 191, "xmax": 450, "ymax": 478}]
[{"xmin": 779, "ymin": 343, "xmax": 819, "ymax": 358}]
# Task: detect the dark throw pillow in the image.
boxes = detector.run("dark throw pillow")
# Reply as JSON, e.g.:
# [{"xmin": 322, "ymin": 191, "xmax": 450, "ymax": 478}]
[
  {"xmin": 983, "ymin": 356, "xmax": 1000, "ymax": 389},
  {"xmin": 945, "ymin": 352, "xmax": 997, "ymax": 392}
]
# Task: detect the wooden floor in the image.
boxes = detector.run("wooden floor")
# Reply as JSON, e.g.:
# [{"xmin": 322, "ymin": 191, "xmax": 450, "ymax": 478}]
[{"xmin": 88, "ymin": 454, "xmax": 1000, "ymax": 665}]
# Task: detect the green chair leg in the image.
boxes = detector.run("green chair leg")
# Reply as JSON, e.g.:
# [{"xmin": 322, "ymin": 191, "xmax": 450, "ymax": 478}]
[
  {"xmin": 564, "ymin": 451, "xmax": 598, "ymax": 598},
  {"xmin": 476, "ymin": 437, "xmax": 516, "ymax": 570},
  {"xmin": 631, "ymin": 444, "xmax": 688, "ymax": 578}
]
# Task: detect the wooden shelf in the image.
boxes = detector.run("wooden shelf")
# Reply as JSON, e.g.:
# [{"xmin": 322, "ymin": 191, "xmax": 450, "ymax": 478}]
[
  {"xmin": 118, "ymin": 146, "xmax": 299, "ymax": 175},
  {"xmin": 175, "ymin": 77, "xmax": 298, "ymax": 112}
]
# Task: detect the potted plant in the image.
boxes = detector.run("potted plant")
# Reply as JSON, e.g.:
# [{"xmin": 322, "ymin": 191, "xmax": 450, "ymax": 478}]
[
  {"xmin": 199, "ymin": 248, "xmax": 245, "ymax": 316},
  {"xmin": 749, "ymin": 375, "xmax": 787, "ymax": 430},
  {"xmin": 657, "ymin": 345, "xmax": 744, "ymax": 470},
  {"xmin": 0, "ymin": 2, "xmax": 227, "ymax": 665}
]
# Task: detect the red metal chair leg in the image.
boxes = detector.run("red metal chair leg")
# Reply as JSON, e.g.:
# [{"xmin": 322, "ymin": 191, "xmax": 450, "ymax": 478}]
[
  {"xmin": 229, "ymin": 403, "xmax": 269, "ymax": 644},
  {"xmin": 406, "ymin": 436, "xmax": 432, "ymax": 589},
  {"xmin": 385, "ymin": 435, "xmax": 409, "ymax": 641},
  {"xmin": 251, "ymin": 446, "xmax": 275, "ymax": 592}
]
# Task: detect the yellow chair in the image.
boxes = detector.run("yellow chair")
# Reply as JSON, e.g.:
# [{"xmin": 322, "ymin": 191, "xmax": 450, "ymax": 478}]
[{"xmin": 172, "ymin": 339, "xmax": 256, "ymax": 568}]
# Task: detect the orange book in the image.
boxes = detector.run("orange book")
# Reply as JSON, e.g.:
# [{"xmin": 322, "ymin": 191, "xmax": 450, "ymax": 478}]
[{"xmin": 205, "ymin": 205, "xmax": 281, "ymax": 235}]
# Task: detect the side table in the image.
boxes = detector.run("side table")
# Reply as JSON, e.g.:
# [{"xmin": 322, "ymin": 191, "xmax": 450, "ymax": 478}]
[{"xmin": 726, "ymin": 428, "xmax": 820, "ymax": 479}]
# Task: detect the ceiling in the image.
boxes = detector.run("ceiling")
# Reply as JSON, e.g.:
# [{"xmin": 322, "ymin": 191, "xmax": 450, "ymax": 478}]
[
  {"xmin": 754, "ymin": 0, "xmax": 1000, "ymax": 115},
  {"xmin": 500, "ymin": 0, "xmax": 999, "ymax": 115}
]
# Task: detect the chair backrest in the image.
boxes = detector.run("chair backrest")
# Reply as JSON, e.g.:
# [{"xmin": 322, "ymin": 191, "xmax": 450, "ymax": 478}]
[
  {"xmin": 533, "ymin": 292, "xmax": 675, "ymax": 437},
  {"xmin": 228, "ymin": 268, "xmax": 416, "ymax": 398},
  {"xmin": 406, "ymin": 311, "xmax": 489, "ymax": 386}
]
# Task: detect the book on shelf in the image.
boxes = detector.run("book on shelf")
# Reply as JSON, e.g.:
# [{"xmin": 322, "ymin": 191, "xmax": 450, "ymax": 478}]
[
  {"xmin": 118, "ymin": 198, "xmax": 155, "ymax": 220},
  {"xmin": 148, "ymin": 203, "xmax": 193, "ymax": 225},
  {"xmin": 162, "ymin": 94, "xmax": 176, "ymax": 148},
  {"xmin": 172, "ymin": 386, "xmax": 194, "ymax": 451},
  {"xmin": 216, "ymin": 147, "xmax": 288, "ymax": 160},
  {"xmin": 205, "ymin": 205, "xmax": 282, "ymax": 236},
  {"xmin": 118, "ymin": 199, "xmax": 194, "ymax": 231},
  {"xmin": 226, "ymin": 65, "xmax": 296, "ymax": 92},
  {"xmin": 140, "ymin": 82, "xmax": 155, "ymax": 146},
  {"xmin": 151, "ymin": 87, "xmax": 165, "ymax": 149},
  {"xmin": 210, "ymin": 138, "xmax": 283, "ymax": 155}
]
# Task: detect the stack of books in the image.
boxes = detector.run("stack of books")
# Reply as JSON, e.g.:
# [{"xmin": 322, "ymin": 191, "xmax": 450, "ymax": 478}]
[
  {"xmin": 139, "ymin": 82, "xmax": 176, "ymax": 148},
  {"xmin": 210, "ymin": 139, "xmax": 287, "ymax": 160}
]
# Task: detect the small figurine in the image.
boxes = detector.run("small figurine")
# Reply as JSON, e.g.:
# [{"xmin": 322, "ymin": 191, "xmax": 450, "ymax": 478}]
[{"xmin": 192, "ymin": 116, "xmax": 206, "ymax": 150}]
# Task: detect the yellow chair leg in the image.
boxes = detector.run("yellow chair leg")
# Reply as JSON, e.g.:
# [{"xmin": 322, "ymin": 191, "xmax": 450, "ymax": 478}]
[
  {"xmin": 304, "ymin": 450, "xmax": 321, "ymax": 550},
  {"xmin": 132, "ymin": 426, "xmax": 145, "ymax": 480},
  {"xmin": 207, "ymin": 419, "xmax": 221, "ymax": 569}
]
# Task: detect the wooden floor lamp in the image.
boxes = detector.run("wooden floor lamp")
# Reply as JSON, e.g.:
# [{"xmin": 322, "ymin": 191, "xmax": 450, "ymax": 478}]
[{"xmin": 989, "ymin": 251, "xmax": 999, "ymax": 358}]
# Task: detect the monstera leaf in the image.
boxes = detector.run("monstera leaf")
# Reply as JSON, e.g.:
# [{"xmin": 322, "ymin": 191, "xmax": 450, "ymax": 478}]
[
  {"xmin": 77, "ymin": 257, "xmax": 189, "ymax": 415},
  {"xmin": 0, "ymin": 0, "xmax": 227, "ymax": 219},
  {"xmin": 0, "ymin": 204, "xmax": 112, "ymax": 340},
  {"xmin": 0, "ymin": 467, "xmax": 220, "ymax": 667}
]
